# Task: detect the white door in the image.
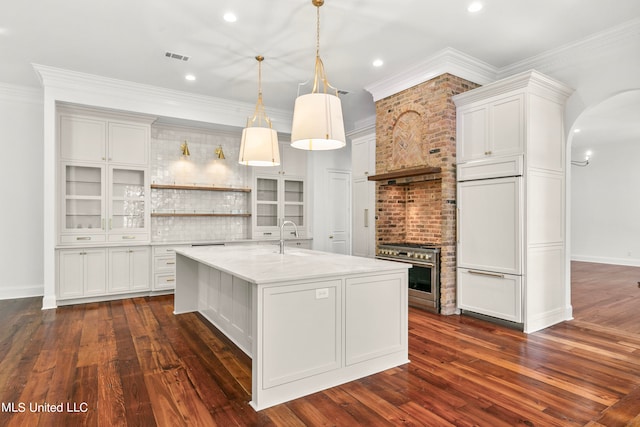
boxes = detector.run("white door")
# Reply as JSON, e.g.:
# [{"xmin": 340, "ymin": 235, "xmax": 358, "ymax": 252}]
[
  {"xmin": 59, "ymin": 115, "xmax": 106, "ymax": 162},
  {"xmin": 108, "ymin": 121, "xmax": 149, "ymax": 166},
  {"xmin": 457, "ymin": 177, "xmax": 522, "ymax": 274},
  {"xmin": 130, "ymin": 247, "xmax": 151, "ymax": 291},
  {"xmin": 108, "ymin": 247, "xmax": 132, "ymax": 292},
  {"xmin": 327, "ymin": 170, "xmax": 351, "ymax": 254},
  {"xmin": 84, "ymin": 249, "xmax": 107, "ymax": 295},
  {"xmin": 59, "ymin": 250, "xmax": 85, "ymax": 298}
]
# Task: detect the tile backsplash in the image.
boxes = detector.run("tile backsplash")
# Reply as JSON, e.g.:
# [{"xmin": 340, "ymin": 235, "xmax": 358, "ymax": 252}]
[{"xmin": 151, "ymin": 124, "xmax": 251, "ymax": 242}]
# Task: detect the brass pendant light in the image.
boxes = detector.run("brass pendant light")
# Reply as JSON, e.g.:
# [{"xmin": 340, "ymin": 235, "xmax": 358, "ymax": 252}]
[
  {"xmin": 239, "ymin": 55, "xmax": 281, "ymax": 166},
  {"xmin": 290, "ymin": 0, "xmax": 346, "ymax": 151}
]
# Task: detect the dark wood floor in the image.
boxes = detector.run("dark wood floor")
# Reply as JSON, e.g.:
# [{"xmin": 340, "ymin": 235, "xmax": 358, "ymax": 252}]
[{"xmin": 1, "ymin": 262, "xmax": 640, "ymax": 426}]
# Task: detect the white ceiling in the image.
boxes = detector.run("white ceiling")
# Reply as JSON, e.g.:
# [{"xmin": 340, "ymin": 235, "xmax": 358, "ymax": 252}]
[
  {"xmin": 2, "ymin": 0, "xmax": 640, "ymax": 128},
  {"xmin": 572, "ymin": 91, "xmax": 640, "ymax": 148}
]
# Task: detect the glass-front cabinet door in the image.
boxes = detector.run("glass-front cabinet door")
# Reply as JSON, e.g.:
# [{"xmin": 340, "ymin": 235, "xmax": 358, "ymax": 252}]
[
  {"xmin": 254, "ymin": 175, "xmax": 306, "ymax": 239},
  {"xmin": 61, "ymin": 164, "xmax": 106, "ymax": 243},
  {"xmin": 108, "ymin": 166, "xmax": 148, "ymax": 239},
  {"xmin": 284, "ymin": 179, "xmax": 304, "ymax": 226},
  {"xmin": 256, "ymin": 177, "xmax": 279, "ymax": 228}
]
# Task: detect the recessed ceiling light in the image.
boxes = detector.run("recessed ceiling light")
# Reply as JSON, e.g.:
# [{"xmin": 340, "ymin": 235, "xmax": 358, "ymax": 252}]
[
  {"xmin": 223, "ymin": 12, "xmax": 237, "ymax": 23},
  {"xmin": 574, "ymin": 128, "xmax": 581, "ymax": 133},
  {"xmin": 467, "ymin": 2, "xmax": 483, "ymax": 13},
  {"xmin": 372, "ymin": 59, "xmax": 384, "ymax": 67},
  {"xmin": 185, "ymin": 74, "xmax": 196, "ymax": 81}
]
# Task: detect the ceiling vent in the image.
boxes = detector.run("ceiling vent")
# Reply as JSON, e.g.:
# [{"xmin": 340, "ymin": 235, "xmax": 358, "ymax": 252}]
[{"xmin": 165, "ymin": 51, "xmax": 190, "ymax": 62}]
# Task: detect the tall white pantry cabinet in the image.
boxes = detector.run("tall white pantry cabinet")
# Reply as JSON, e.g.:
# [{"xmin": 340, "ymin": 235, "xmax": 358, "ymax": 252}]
[
  {"xmin": 56, "ymin": 106, "xmax": 155, "ymax": 304},
  {"xmin": 453, "ymin": 70, "xmax": 573, "ymax": 333}
]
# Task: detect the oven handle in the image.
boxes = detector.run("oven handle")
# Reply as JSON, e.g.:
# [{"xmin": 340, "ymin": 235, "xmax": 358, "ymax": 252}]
[
  {"xmin": 468, "ymin": 270, "xmax": 505, "ymax": 279},
  {"xmin": 376, "ymin": 256, "xmax": 435, "ymax": 267}
]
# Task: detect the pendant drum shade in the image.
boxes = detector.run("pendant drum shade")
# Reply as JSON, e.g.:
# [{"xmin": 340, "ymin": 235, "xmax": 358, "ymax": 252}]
[
  {"xmin": 290, "ymin": 92, "xmax": 346, "ymax": 150},
  {"xmin": 239, "ymin": 127, "xmax": 280, "ymax": 166},
  {"xmin": 291, "ymin": 0, "xmax": 346, "ymax": 151},
  {"xmin": 238, "ymin": 55, "xmax": 280, "ymax": 167}
]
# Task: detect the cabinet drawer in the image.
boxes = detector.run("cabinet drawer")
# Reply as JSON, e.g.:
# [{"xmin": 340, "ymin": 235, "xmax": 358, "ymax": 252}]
[
  {"xmin": 108, "ymin": 233, "xmax": 148, "ymax": 243},
  {"xmin": 457, "ymin": 268, "xmax": 522, "ymax": 323},
  {"xmin": 153, "ymin": 245, "xmax": 189, "ymax": 256},
  {"xmin": 155, "ymin": 273, "xmax": 176, "ymax": 290},
  {"xmin": 458, "ymin": 155, "xmax": 523, "ymax": 181},
  {"xmin": 60, "ymin": 234, "xmax": 106, "ymax": 244},
  {"xmin": 154, "ymin": 255, "xmax": 176, "ymax": 272}
]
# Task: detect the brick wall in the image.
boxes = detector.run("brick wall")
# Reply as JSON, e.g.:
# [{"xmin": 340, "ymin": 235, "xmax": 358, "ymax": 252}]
[{"xmin": 374, "ymin": 74, "xmax": 479, "ymax": 314}]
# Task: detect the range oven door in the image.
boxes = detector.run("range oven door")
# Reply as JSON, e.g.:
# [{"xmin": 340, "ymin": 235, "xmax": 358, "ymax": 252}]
[
  {"xmin": 376, "ymin": 257, "xmax": 440, "ymax": 313},
  {"xmin": 407, "ymin": 261, "xmax": 439, "ymax": 312}
]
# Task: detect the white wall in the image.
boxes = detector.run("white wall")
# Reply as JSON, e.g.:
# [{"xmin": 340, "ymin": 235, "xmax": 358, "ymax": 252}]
[
  {"xmin": 571, "ymin": 140, "xmax": 640, "ymax": 266},
  {"xmin": 0, "ymin": 84, "xmax": 44, "ymax": 299}
]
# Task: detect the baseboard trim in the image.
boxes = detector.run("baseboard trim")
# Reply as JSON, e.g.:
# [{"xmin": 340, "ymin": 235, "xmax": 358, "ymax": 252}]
[
  {"xmin": 0, "ymin": 285, "xmax": 44, "ymax": 301},
  {"xmin": 571, "ymin": 255, "xmax": 640, "ymax": 267}
]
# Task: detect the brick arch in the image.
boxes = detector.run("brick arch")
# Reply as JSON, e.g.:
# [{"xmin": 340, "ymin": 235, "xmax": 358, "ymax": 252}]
[{"xmin": 392, "ymin": 110, "xmax": 425, "ymax": 170}]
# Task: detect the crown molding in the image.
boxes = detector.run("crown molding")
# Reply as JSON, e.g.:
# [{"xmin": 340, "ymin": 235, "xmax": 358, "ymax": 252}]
[
  {"xmin": 364, "ymin": 47, "xmax": 498, "ymax": 102},
  {"xmin": 364, "ymin": 19, "xmax": 639, "ymax": 103},
  {"xmin": 498, "ymin": 18, "xmax": 640, "ymax": 78},
  {"xmin": 0, "ymin": 82, "xmax": 43, "ymax": 104},
  {"xmin": 452, "ymin": 70, "xmax": 574, "ymax": 107},
  {"xmin": 32, "ymin": 64, "xmax": 293, "ymax": 132}
]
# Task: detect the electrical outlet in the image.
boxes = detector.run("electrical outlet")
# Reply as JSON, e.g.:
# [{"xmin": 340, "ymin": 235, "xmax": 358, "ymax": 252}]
[{"xmin": 315, "ymin": 288, "xmax": 329, "ymax": 299}]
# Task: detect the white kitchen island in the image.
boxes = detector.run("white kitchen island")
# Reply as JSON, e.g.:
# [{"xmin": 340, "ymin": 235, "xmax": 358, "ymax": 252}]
[{"xmin": 174, "ymin": 245, "xmax": 410, "ymax": 411}]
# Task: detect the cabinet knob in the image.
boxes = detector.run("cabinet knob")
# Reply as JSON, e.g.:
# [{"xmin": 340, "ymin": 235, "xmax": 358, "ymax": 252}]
[
  {"xmin": 485, "ymin": 150, "xmax": 492, "ymax": 155},
  {"xmin": 329, "ymin": 235, "xmax": 334, "ymax": 239}
]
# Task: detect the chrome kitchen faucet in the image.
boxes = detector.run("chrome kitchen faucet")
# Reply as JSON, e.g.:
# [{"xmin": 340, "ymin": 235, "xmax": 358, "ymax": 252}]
[{"xmin": 279, "ymin": 220, "xmax": 299, "ymax": 254}]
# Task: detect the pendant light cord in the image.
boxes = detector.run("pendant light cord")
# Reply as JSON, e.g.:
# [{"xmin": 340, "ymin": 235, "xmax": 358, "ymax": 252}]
[
  {"xmin": 248, "ymin": 55, "xmax": 272, "ymax": 128},
  {"xmin": 311, "ymin": 1, "xmax": 339, "ymax": 96}
]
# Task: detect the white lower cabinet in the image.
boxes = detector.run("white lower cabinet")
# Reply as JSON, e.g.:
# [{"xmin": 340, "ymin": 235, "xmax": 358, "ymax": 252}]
[
  {"xmin": 108, "ymin": 246, "xmax": 150, "ymax": 293},
  {"xmin": 152, "ymin": 245, "xmax": 189, "ymax": 291},
  {"xmin": 262, "ymin": 279, "xmax": 342, "ymax": 388},
  {"xmin": 58, "ymin": 249, "xmax": 107, "ymax": 299},
  {"xmin": 58, "ymin": 245, "xmax": 151, "ymax": 303},
  {"xmin": 457, "ymin": 268, "xmax": 522, "ymax": 323}
]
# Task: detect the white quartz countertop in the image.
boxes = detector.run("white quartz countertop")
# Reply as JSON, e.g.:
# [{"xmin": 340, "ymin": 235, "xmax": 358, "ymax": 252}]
[{"xmin": 175, "ymin": 245, "xmax": 410, "ymax": 285}]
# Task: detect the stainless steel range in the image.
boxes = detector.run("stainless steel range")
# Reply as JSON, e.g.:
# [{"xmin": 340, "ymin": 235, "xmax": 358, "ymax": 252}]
[{"xmin": 376, "ymin": 243, "xmax": 440, "ymax": 313}]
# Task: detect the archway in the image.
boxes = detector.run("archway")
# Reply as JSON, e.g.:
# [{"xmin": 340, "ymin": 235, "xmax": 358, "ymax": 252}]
[{"xmin": 566, "ymin": 89, "xmax": 640, "ymax": 332}]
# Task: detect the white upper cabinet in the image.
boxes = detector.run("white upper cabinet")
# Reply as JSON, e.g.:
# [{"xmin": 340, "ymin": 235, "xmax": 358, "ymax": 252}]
[
  {"xmin": 352, "ymin": 134, "xmax": 376, "ymax": 178},
  {"xmin": 456, "ymin": 93, "xmax": 524, "ymax": 163},
  {"xmin": 59, "ymin": 110, "xmax": 150, "ymax": 167},
  {"xmin": 57, "ymin": 107, "xmax": 153, "ymax": 245},
  {"xmin": 108, "ymin": 122, "xmax": 149, "ymax": 165},
  {"xmin": 59, "ymin": 115, "xmax": 107, "ymax": 163},
  {"xmin": 253, "ymin": 175, "xmax": 306, "ymax": 239}
]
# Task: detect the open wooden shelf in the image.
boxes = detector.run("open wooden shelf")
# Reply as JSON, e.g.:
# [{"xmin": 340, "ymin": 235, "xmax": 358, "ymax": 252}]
[{"xmin": 151, "ymin": 184, "xmax": 251, "ymax": 193}]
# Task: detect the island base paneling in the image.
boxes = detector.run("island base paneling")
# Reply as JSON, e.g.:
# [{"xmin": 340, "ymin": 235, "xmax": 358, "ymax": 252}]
[{"xmin": 174, "ymin": 248, "xmax": 410, "ymax": 410}]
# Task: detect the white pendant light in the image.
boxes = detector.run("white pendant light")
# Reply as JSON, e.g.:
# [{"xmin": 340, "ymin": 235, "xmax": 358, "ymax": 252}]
[
  {"xmin": 290, "ymin": 0, "xmax": 346, "ymax": 151},
  {"xmin": 239, "ymin": 55, "xmax": 281, "ymax": 167}
]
